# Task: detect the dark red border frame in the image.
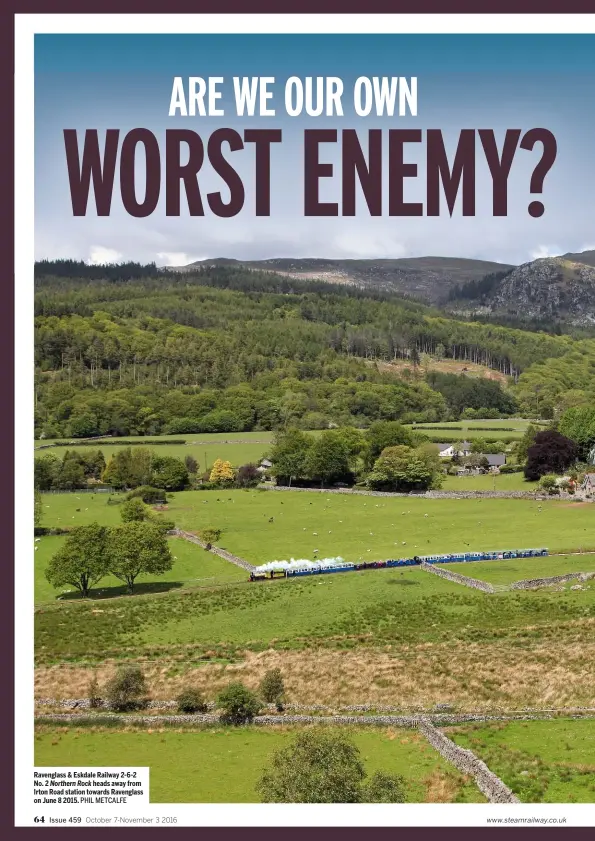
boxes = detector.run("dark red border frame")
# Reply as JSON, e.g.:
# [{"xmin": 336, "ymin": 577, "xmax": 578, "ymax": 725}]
[{"xmin": 4, "ymin": 1, "xmax": 595, "ymax": 837}]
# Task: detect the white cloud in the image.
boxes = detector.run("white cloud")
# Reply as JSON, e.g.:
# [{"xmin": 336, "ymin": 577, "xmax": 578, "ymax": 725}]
[
  {"xmin": 329, "ymin": 231, "xmax": 407, "ymax": 259},
  {"xmin": 88, "ymin": 245, "xmax": 123, "ymax": 264},
  {"xmin": 529, "ymin": 244, "xmax": 561, "ymax": 261},
  {"xmin": 156, "ymin": 252, "xmax": 202, "ymax": 267}
]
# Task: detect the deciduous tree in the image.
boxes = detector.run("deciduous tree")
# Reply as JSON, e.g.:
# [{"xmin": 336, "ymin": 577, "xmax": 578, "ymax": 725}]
[
  {"xmin": 107, "ymin": 521, "xmax": 173, "ymax": 593},
  {"xmin": 45, "ymin": 523, "xmax": 110, "ymax": 598},
  {"xmin": 524, "ymin": 430, "xmax": 578, "ymax": 481},
  {"xmin": 209, "ymin": 458, "xmax": 235, "ymax": 485},
  {"xmin": 257, "ymin": 730, "xmax": 407, "ymax": 803}
]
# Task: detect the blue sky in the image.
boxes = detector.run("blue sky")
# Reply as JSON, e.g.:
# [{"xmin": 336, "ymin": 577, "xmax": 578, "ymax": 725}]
[{"xmin": 35, "ymin": 34, "xmax": 595, "ymax": 266}]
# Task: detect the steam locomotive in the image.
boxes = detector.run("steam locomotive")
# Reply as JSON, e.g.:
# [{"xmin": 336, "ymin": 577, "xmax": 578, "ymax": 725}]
[{"xmin": 248, "ymin": 547, "xmax": 548, "ymax": 581}]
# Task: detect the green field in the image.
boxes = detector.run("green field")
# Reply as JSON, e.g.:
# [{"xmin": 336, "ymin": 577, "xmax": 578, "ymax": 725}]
[
  {"xmin": 441, "ymin": 473, "xmax": 538, "ymax": 492},
  {"xmin": 34, "ymin": 487, "xmax": 595, "ymax": 712},
  {"xmin": 412, "ymin": 420, "xmax": 540, "ymax": 430},
  {"xmin": 406, "ymin": 419, "xmax": 541, "ymax": 442},
  {"xmin": 446, "ymin": 719, "xmax": 595, "ymax": 803},
  {"xmin": 39, "ymin": 491, "xmax": 595, "ymax": 569},
  {"xmin": 33, "ymin": 726, "xmax": 484, "ymax": 803},
  {"xmin": 35, "ymin": 432, "xmax": 275, "ymax": 447},
  {"xmin": 34, "ymin": 421, "xmax": 539, "ymax": 468},
  {"xmin": 449, "ymin": 555, "xmax": 595, "ymax": 586},
  {"xmin": 35, "ymin": 433, "xmax": 272, "ymax": 470},
  {"xmin": 35, "ymin": 552, "xmax": 595, "ymax": 665},
  {"xmin": 35, "ymin": 536, "xmax": 246, "ymax": 603}
]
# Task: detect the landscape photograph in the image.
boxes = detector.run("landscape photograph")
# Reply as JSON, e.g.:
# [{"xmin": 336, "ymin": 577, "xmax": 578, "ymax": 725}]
[
  {"xmin": 33, "ymin": 252, "xmax": 595, "ymax": 805},
  {"xmin": 29, "ymin": 30, "xmax": 595, "ymax": 813}
]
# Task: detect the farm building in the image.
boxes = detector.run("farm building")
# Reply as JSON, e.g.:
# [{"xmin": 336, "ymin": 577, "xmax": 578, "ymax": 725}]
[
  {"xmin": 484, "ymin": 454, "xmax": 506, "ymax": 470},
  {"xmin": 438, "ymin": 441, "xmax": 472, "ymax": 458}
]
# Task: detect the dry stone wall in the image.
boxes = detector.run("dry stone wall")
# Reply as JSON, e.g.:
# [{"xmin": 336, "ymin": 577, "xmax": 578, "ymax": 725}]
[
  {"xmin": 420, "ymin": 561, "xmax": 495, "ymax": 593},
  {"xmin": 35, "ymin": 699, "xmax": 595, "ymax": 717},
  {"xmin": 510, "ymin": 571, "xmax": 595, "ymax": 590},
  {"xmin": 419, "ymin": 720, "xmax": 520, "ymax": 803},
  {"xmin": 35, "ymin": 707, "xmax": 594, "ymax": 725},
  {"xmin": 262, "ymin": 485, "xmax": 542, "ymax": 500},
  {"xmin": 172, "ymin": 529, "xmax": 255, "ymax": 572}
]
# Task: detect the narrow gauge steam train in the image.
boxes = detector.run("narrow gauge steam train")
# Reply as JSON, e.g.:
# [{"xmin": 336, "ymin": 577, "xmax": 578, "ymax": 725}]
[{"xmin": 248, "ymin": 547, "xmax": 548, "ymax": 581}]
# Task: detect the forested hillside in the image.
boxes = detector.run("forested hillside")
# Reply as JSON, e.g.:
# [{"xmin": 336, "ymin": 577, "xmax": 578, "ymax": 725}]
[{"xmin": 34, "ymin": 262, "xmax": 594, "ymax": 437}]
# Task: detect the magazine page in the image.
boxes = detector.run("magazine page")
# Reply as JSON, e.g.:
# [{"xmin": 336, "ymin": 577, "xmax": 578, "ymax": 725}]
[{"xmin": 14, "ymin": 10, "xmax": 595, "ymax": 829}]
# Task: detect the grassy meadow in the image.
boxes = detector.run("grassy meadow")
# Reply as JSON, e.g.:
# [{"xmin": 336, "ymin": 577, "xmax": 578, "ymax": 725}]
[
  {"xmin": 33, "ymin": 477, "xmax": 595, "ymax": 720},
  {"xmin": 34, "ymin": 485, "xmax": 595, "ymax": 711},
  {"xmin": 405, "ymin": 419, "xmax": 542, "ymax": 442},
  {"xmin": 446, "ymin": 719, "xmax": 595, "ymax": 803},
  {"xmin": 35, "ymin": 432, "xmax": 272, "ymax": 470},
  {"xmin": 34, "ymin": 536, "xmax": 246, "ymax": 603},
  {"xmin": 33, "ymin": 725, "xmax": 484, "ymax": 803},
  {"xmin": 440, "ymin": 473, "xmax": 538, "ymax": 492},
  {"xmin": 38, "ymin": 490, "xmax": 595, "ymax": 570},
  {"xmin": 35, "ymin": 553, "xmax": 595, "ymax": 714},
  {"xmin": 449, "ymin": 554, "xmax": 595, "ymax": 586}
]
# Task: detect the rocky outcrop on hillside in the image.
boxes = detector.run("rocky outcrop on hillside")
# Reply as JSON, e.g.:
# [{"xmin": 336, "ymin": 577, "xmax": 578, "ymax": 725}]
[
  {"xmin": 451, "ymin": 256, "xmax": 595, "ymax": 325},
  {"xmin": 487, "ymin": 258, "xmax": 595, "ymax": 324}
]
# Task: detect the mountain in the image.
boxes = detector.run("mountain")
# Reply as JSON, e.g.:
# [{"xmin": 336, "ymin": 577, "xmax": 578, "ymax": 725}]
[
  {"xmin": 166, "ymin": 256, "xmax": 515, "ymax": 304},
  {"xmin": 560, "ymin": 249, "xmax": 595, "ymax": 268},
  {"xmin": 448, "ymin": 251, "xmax": 595, "ymax": 326}
]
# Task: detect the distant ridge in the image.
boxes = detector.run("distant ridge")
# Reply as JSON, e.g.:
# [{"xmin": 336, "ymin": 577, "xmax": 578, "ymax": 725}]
[
  {"xmin": 560, "ymin": 249, "xmax": 595, "ymax": 268},
  {"xmin": 165, "ymin": 255, "xmax": 516, "ymax": 304}
]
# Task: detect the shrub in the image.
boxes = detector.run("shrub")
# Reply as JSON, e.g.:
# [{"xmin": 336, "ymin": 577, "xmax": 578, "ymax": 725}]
[
  {"xmin": 235, "ymin": 463, "xmax": 261, "ymax": 488},
  {"xmin": 104, "ymin": 666, "xmax": 149, "ymax": 711},
  {"xmin": 126, "ymin": 486, "xmax": 167, "ymax": 504},
  {"xmin": 175, "ymin": 688, "xmax": 208, "ymax": 714},
  {"xmin": 362, "ymin": 771, "xmax": 407, "ymax": 804},
  {"xmin": 217, "ymin": 682, "xmax": 261, "ymax": 725},
  {"xmin": 259, "ymin": 668, "xmax": 285, "ymax": 704},
  {"xmin": 152, "ymin": 518, "xmax": 176, "ymax": 534},
  {"xmin": 120, "ymin": 497, "xmax": 150, "ymax": 522},
  {"xmin": 538, "ymin": 474, "xmax": 559, "ymax": 495},
  {"xmin": 196, "ymin": 481, "xmax": 219, "ymax": 491},
  {"xmin": 200, "ymin": 527, "xmax": 222, "ymax": 547},
  {"xmin": 184, "ymin": 455, "xmax": 199, "ymax": 474}
]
